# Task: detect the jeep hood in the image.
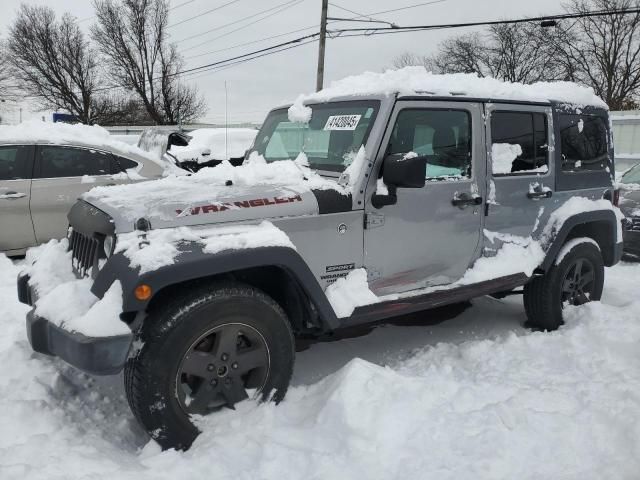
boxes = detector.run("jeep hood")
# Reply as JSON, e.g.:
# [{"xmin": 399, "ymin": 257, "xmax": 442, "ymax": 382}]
[{"xmin": 85, "ymin": 183, "xmax": 320, "ymax": 232}]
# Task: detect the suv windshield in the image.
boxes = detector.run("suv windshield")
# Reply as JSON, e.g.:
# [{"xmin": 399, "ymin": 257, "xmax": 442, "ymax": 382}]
[
  {"xmin": 621, "ymin": 163, "xmax": 640, "ymax": 184},
  {"xmin": 251, "ymin": 100, "xmax": 380, "ymax": 172}
]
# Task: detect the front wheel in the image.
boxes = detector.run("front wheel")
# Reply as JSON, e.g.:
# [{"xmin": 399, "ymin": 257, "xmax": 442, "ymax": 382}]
[
  {"xmin": 523, "ymin": 239, "xmax": 604, "ymax": 331},
  {"xmin": 124, "ymin": 282, "xmax": 295, "ymax": 450}
]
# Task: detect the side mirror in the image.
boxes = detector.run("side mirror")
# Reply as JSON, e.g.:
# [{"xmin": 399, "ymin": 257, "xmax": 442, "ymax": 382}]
[
  {"xmin": 383, "ymin": 153, "xmax": 427, "ymax": 188},
  {"xmin": 371, "ymin": 153, "xmax": 426, "ymax": 209}
]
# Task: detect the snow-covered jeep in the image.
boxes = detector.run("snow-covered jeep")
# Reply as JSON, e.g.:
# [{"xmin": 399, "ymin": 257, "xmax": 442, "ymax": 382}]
[{"xmin": 18, "ymin": 68, "xmax": 623, "ymax": 450}]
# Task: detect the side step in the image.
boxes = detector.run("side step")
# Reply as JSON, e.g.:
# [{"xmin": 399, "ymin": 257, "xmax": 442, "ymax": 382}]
[{"xmin": 344, "ymin": 273, "xmax": 529, "ymax": 327}]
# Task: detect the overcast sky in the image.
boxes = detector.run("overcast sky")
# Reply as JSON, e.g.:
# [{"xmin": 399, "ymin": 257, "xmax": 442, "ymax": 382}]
[{"xmin": 0, "ymin": 0, "xmax": 564, "ymax": 124}]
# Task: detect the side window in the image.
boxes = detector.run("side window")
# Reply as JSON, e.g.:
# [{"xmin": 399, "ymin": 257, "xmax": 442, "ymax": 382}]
[
  {"xmin": 559, "ymin": 114, "xmax": 608, "ymax": 172},
  {"xmin": 38, "ymin": 146, "xmax": 111, "ymax": 178},
  {"xmin": 491, "ymin": 111, "xmax": 548, "ymax": 175},
  {"xmin": 0, "ymin": 145, "xmax": 30, "ymax": 180},
  {"xmin": 387, "ymin": 109, "xmax": 472, "ymax": 180},
  {"xmin": 113, "ymin": 155, "xmax": 138, "ymax": 172}
]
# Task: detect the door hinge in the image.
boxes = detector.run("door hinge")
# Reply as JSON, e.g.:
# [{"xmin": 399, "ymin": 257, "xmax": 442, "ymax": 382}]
[{"xmin": 364, "ymin": 212, "xmax": 385, "ymax": 229}]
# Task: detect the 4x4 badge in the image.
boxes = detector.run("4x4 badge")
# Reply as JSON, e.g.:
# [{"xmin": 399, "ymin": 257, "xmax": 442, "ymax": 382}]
[{"xmin": 337, "ymin": 223, "xmax": 347, "ymax": 234}]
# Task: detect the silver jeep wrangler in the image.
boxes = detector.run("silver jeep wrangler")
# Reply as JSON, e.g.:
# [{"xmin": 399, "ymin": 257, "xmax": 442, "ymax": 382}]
[{"xmin": 18, "ymin": 89, "xmax": 623, "ymax": 450}]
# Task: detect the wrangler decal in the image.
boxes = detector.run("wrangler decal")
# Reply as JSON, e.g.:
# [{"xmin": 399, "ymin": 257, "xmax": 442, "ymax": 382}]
[{"xmin": 176, "ymin": 195, "xmax": 303, "ymax": 216}]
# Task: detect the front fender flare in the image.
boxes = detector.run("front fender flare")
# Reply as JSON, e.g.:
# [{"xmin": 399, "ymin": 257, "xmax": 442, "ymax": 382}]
[{"xmin": 91, "ymin": 245, "xmax": 341, "ymax": 330}]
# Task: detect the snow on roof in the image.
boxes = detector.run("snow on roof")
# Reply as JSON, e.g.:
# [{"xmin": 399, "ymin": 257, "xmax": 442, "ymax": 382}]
[
  {"xmin": 0, "ymin": 120, "xmax": 165, "ymax": 166},
  {"xmin": 289, "ymin": 66, "xmax": 607, "ymax": 111},
  {"xmin": 169, "ymin": 128, "xmax": 257, "ymax": 163}
]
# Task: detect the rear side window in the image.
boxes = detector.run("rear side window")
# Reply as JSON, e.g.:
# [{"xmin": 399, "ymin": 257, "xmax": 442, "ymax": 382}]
[
  {"xmin": 38, "ymin": 146, "xmax": 111, "ymax": 178},
  {"xmin": 490, "ymin": 111, "xmax": 548, "ymax": 175},
  {"xmin": 0, "ymin": 145, "xmax": 30, "ymax": 180},
  {"xmin": 559, "ymin": 114, "xmax": 608, "ymax": 172},
  {"xmin": 113, "ymin": 155, "xmax": 138, "ymax": 171}
]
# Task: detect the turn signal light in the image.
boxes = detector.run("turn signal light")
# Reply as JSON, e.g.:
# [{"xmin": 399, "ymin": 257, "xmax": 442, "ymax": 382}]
[{"xmin": 134, "ymin": 284, "xmax": 152, "ymax": 301}]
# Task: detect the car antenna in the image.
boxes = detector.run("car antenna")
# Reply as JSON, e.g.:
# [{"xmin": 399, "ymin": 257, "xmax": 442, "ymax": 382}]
[{"xmin": 225, "ymin": 80, "xmax": 229, "ymax": 161}]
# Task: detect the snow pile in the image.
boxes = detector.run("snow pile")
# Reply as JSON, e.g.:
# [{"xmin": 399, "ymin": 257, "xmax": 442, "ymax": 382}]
[
  {"xmin": 0, "ymin": 121, "xmax": 165, "ymax": 167},
  {"xmin": 23, "ymin": 240, "xmax": 129, "ymax": 337},
  {"xmin": 116, "ymin": 221, "xmax": 296, "ymax": 274},
  {"xmin": 290, "ymin": 66, "xmax": 607, "ymax": 110},
  {"xmin": 84, "ymin": 156, "xmax": 346, "ymax": 223},
  {"xmin": 325, "ymin": 269, "xmax": 380, "ymax": 318},
  {"xmin": 491, "ymin": 143, "xmax": 522, "ymax": 174},
  {"xmin": 2, "ymin": 250, "xmax": 640, "ymax": 478},
  {"xmin": 287, "ymin": 102, "xmax": 312, "ymax": 123},
  {"xmin": 169, "ymin": 128, "xmax": 257, "ymax": 163}
]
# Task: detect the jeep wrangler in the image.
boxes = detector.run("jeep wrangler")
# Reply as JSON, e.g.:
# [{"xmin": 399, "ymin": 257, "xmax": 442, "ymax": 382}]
[{"xmin": 18, "ymin": 72, "xmax": 623, "ymax": 450}]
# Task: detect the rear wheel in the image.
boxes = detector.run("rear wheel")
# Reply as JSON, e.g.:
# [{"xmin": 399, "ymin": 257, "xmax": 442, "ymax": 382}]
[
  {"xmin": 124, "ymin": 282, "xmax": 295, "ymax": 450},
  {"xmin": 523, "ymin": 240, "xmax": 604, "ymax": 331}
]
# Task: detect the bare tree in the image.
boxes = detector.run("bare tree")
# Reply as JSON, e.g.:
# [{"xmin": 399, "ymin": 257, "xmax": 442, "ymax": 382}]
[
  {"xmin": 392, "ymin": 52, "xmax": 429, "ymax": 69},
  {"xmin": 559, "ymin": 0, "xmax": 640, "ymax": 109},
  {"xmin": 7, "ymin": 5, "xmax": 99, "ymax": 123},
  {"xmin": 0, "ymin": 41, "xmax": 19, "ymax": 104},
  {"xmin": 92, "ymin": 0, "xmax": 206, "ymax": 124},
  {"xmin": 426, "ymin": 33, "xmax": 488, "ymax": 76}
]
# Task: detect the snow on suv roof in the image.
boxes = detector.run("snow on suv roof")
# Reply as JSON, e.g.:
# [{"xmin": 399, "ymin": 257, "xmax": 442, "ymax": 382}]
[
  {"xmin": 0, "ymin": 120, "xmax": 163, "ymax": 166},
  {"xmin": 289, "ymin": 66, "xmax": 607, "ymax": 112}
]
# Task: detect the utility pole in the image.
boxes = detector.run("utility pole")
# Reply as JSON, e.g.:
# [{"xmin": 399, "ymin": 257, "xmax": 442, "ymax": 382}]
[{"xmin": 316, "ymin": 0, "xmax": 328, "ymax": 92}]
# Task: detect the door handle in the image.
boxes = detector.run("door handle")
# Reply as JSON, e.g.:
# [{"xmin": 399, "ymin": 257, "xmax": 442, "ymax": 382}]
[
  {"xmin": 0, "ymin": 191, "xmax": 26, "ymax": 199},
  {"xmin": 527, "ymin": 190, "xmax": 553, "ymax": 199},
  {"xmin": 451, "ymin": 193, "xmax": 482, "ymax": 207}
]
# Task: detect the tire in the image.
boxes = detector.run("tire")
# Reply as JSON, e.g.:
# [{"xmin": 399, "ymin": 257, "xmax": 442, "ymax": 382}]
[
  {"xmin": 124, "ymin": 281, "xmax": 295, "ymax": 450},
  {"xmin": 523, "ymin": 240, "xmax": 604, "ymax": 331}
]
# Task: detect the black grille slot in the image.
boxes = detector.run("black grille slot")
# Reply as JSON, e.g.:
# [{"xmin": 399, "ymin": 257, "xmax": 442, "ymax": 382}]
[{"xmin": 69, "ymin": 230, "xmax": 101, "ymax": 277}]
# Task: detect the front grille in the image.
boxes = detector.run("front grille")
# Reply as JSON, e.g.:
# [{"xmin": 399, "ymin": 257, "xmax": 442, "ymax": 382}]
[
  {"xmin": 626, "ymin": 217, "xmax": 640, "ymax": 232},
  {"xmin": 69, "ymin": 229, "xmax": 102, "ymax": 277}
]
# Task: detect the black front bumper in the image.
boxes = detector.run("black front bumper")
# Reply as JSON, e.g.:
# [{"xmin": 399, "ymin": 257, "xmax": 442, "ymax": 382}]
[{"xmin": 19, "ymin": 274, "xmax": 133, "ymax": 376}]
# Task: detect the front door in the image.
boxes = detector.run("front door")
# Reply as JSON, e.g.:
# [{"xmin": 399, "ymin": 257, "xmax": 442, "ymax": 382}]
[
  {"xmin": 0, "ymin": 145, "xmax": 36, "ymax": 253},
  {"xmin": 31, "ymin": 145, "xmax": 117, "ymax": 243},
  {"xmin": 364, "ymin": 101, "xmax": 485, "ymax": 297}
]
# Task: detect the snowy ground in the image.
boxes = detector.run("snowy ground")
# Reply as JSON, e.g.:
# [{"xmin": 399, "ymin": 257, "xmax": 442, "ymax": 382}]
[{"xmin": 1, "ymin": 253, "xmax": 639, "ymax": 479}]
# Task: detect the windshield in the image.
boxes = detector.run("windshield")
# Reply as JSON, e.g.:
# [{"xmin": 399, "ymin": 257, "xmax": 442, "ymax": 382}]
[
  {"xmin": 251, "ymin": 100, "xmax": 380, "ymax": 172},
  {"xmin": 621, "ymin": 163, "xmax": 640, "ymax": 184}
]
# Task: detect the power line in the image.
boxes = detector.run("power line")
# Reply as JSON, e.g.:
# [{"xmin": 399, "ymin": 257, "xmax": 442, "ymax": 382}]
[
  {"xmin": 167, "ymin": 0, "xmax": 241, "ymax": 28},
  {"xmin": 184, "ymin": 24, "xmax": 318, "ymax": 60},
  {"xmin": 327, "ymin": 7, "xmax": 640, "ymax": 37},
  {"xmin": 175, "ymin": 0, "xmax": 301, "ymax": 44},
  {"xmin": 180, "ymin": 0, "xmax": 305, "ymax": 52},
  {"xmin": 20, "ymin": 7, "xmax": 640, "ymax": 99}
]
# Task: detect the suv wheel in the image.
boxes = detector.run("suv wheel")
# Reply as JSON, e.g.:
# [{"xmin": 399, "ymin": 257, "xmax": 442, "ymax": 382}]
[
  {"xmin": 523, "ymin": 239, "xmax": 604, "ymax": 331},
  {"xmin": 124, "ymin": 282, "xmax": 295, "ymax": 450}
]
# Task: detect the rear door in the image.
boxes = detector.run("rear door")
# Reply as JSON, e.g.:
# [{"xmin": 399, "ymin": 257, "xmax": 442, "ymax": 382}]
[
  {"xmin": 484, "ymin": 104, "xmax": 554, "ymax": 241},
  {"xmin": 0, "ymin": 144, "xmax": 36, "ymax": 252},
  {"xmin": 31, "ymin": 145, "xmax": 117, "ymax": 243}
]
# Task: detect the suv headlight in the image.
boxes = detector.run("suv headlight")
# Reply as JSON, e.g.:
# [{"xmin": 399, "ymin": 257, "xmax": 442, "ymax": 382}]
[{"xmin": 103, "ymin": 235, "xmax": 115, "ymax": 258}]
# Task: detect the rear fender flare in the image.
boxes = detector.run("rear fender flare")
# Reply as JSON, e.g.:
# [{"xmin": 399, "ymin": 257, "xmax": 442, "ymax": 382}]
[{"xmin": 540, "ymin": 210, "xmax": 621, "ymax": 271}]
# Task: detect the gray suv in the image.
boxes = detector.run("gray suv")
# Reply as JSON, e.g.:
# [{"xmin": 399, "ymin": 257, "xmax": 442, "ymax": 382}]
[{"xmin": 18, "ymin": 91, "xmax": 622, "ymax": 450}]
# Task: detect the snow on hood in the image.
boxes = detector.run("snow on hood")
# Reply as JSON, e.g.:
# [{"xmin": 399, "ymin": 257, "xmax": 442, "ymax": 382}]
[
  {"xmin": 169, "ymin": 128, "xmax": 257, "ymax": 163},
  {"xmin": 288, "ymin": 66, "xmax": 608, "ymax": 114},
  {"xmin": 83, "ymin": 155, "xmax": 346, "ymax": 232}
]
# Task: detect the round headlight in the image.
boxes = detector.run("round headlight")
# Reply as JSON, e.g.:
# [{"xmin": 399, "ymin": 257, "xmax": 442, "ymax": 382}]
[{"xmin": 103, "ymin": 235, "xmax": 115, "ymax": 258}]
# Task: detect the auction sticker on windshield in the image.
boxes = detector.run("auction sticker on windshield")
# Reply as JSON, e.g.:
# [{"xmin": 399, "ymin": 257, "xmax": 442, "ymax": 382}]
[{"xmin": 324, "ymin": 115, "xmax": 361, "ymax": 130}]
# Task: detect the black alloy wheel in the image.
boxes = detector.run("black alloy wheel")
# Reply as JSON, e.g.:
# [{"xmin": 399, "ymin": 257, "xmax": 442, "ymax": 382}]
[
  {"xmin": 560, "ymin": 257, "xmax": 597, "ymax": 306},
  {"xmin": 177, "ymin": 323, "xmax": 270, "ymax": 414}
]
